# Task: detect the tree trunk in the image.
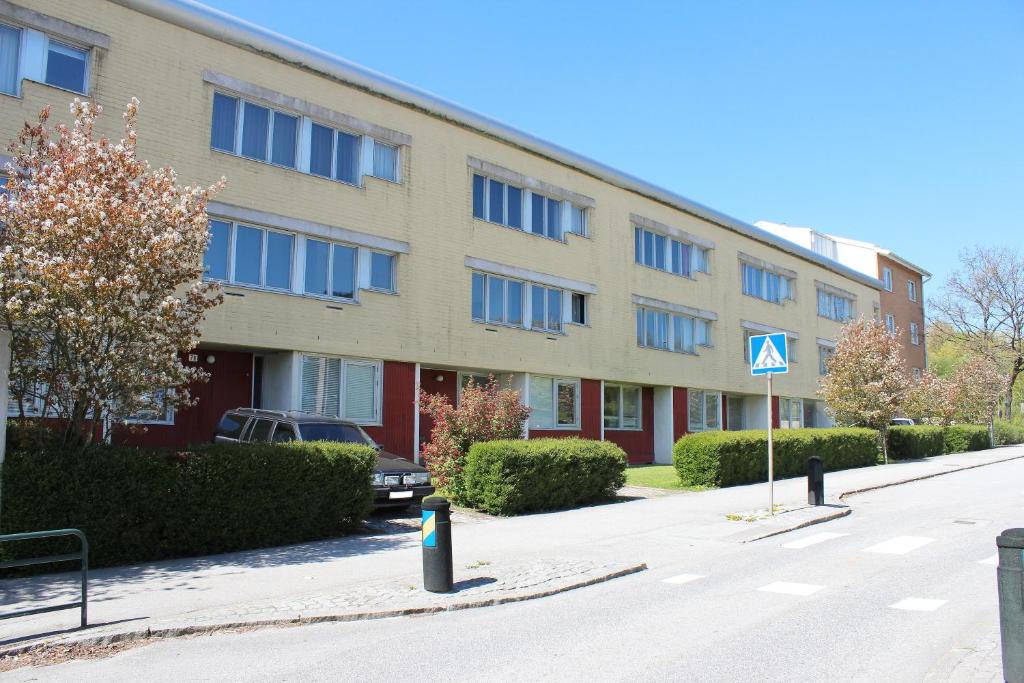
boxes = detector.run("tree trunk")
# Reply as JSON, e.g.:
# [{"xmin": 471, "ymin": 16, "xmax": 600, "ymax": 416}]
[
  {"xmin": 1006, "ymin": 356, "xmax": 1023, "ymax": 420},
  {"xmin": 879, "ymin": 427, "xmax": 889, "ymax": 465}
]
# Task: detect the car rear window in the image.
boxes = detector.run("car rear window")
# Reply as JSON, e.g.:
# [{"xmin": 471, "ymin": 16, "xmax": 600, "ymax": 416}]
[
  {"xmin": 216, "ymin": 413, "xmax": 248, "ymax": 439},
  {"xmin": 248, "ymin": 419, "xmax": 275, "ymax": 443},
  {"xmin": 298, "ymin": 423, "xmax": 369, "ymax": 444}
]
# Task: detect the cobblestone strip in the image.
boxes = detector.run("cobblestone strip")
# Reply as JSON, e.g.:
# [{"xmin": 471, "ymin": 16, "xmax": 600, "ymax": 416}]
[{"xmin": 0, "ymin": 560, "xmax": 646, "ymax": 665}]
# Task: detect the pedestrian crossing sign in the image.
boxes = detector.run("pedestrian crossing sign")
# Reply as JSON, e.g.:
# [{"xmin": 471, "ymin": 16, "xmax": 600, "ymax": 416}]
[{"xmin": 749, "ymin": 333, "xmax": 789, "ymax": 376}]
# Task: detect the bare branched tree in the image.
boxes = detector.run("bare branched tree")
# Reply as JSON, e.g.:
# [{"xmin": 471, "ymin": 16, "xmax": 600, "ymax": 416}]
[{"xmin": 930, "ymin": 246, "xmax": 1024, "ymax": 418}]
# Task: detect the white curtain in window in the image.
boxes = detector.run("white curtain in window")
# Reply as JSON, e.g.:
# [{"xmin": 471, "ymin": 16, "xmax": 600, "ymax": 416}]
[
  {"xmin": 0, "ymin": 25, "xmax": 19, "ymax": 95},
  {"xmin": 529, "ymin": 376, "xmax": 554, "ymax": 429},
  {"xmin": 372, "ymin": 141, "xmax": 398, "ymax": 181},
  {"xmin": 344, "ymin": 362, "xmax": 377, "ymax": 422},
  {"xmin": 301, "ymin": 356, "xmax": 341, "ymax": 417}
]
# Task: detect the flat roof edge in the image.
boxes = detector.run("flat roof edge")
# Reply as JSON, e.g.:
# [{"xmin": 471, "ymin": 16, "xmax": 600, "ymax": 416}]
[{"xmin": 114, "ymin": 0, "xmax": 882, "ymax": 291}]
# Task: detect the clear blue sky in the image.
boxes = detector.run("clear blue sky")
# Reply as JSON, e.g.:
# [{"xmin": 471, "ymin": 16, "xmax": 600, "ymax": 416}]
[{"xmin": 202, "ymin": 0, "xmax": 1023, "ymax": 296}]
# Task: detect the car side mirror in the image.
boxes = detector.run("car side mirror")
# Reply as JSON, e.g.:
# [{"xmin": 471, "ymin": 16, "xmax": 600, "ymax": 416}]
[{"xmin": 373, "ymin": 443, "xmax": 383, "ymax": 453}]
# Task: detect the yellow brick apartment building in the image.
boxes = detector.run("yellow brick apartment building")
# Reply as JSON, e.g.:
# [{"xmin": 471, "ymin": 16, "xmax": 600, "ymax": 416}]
[{"xmin": 0, "ymin": 0, "xmax": 885, "ymax": 463}]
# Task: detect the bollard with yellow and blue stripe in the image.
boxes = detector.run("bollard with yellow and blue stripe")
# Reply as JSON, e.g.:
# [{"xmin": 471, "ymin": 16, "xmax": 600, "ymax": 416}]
[{"xmin": 421, "ymin": 496, "xmax": 453, "ymax": 593}]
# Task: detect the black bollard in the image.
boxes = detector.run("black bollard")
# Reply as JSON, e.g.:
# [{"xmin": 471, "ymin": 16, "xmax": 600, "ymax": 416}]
[
  {"xmin": 997, "ymin": 528, "xmax": 1024, "ymax": 683},
  {"xmin": 421, "ymin": 496, "xmax": 453, "ymax": 593},
  {"xmin": 807, "ymin": 456, "xmax": 824, "ymax": 506}
]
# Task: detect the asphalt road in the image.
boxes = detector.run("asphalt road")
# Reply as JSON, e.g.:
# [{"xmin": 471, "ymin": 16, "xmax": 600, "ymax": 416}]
[{"xmin": 10, "ymin": 458, "xmax": 1021, "ymax": 682}]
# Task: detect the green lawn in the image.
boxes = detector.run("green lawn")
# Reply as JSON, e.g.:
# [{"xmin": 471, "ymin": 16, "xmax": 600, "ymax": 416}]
[{"xmin": 625, "ymin": 464, "xmax": 713, "ymax": 491}]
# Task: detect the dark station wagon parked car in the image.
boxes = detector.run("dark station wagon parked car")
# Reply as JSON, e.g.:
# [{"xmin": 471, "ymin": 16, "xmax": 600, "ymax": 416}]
[{"xmin": 213, "ymin": 408, "xmax": 435, "ymax": 508}]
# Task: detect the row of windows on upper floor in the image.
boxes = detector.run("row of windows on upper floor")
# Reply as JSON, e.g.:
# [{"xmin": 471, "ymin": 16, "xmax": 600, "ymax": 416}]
[
  {"xmin": 204, "ymin": 81, "xmax": 865, "ymax": 325},
  {"xmin": 0, "ymin": 22, "xmax": 90, "ymax": 96},
  {"xmin": 210, "ymin": 92, "xmax": 401, "ymax": 184},
  {"xmin": 0, "ymin": 25, "xmax": 875, "ymax": 324}
]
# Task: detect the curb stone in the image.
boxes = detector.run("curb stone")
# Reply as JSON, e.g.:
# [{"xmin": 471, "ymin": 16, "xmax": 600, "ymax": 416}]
[
  {"xmin": 739, "ymin": 451, "xmax": 1024, "ymax": 543},
  {"xmin": 0, "ymin": 563, "xmax": 647, "ymax": 665}
]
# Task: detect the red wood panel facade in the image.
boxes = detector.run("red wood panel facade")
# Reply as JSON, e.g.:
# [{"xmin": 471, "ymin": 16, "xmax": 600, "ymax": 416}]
[
  {"xmin": 417, "ymin": 368, "xmax": 458, "ymax": 451},
  {"xmin": 771, "ymin": 395, "xmax": 781, "ymax": 429},
  {"xmin": 363, "ymin": 360, "xmax": 417, "ymax": 460},
  {"xmin": 673, "ymin": 387, "xmax": 688, "ymax": 440},
  {"xmin": 115, "ymin": 350, "xmax": 254, "ymax": 448},
  {"xmin": 604, "ymin": 386, "xmax": 655, "ymax": 464}
]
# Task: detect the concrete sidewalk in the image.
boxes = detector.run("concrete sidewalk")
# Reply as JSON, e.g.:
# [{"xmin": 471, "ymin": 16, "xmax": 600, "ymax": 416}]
[{"xmin": 2, "ymin": 446, "xmax": 1022, "ymax": 657}]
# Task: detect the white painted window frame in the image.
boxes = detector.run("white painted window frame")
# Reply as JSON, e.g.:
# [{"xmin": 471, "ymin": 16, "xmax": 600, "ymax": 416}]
[
  {"xmin": 472, "ymin": 172, "xmax": 588, "ymax": 241},
  {"xmin": 636, "ymin": 305, "xmax": 711, "ymax": 355},
  {"xmin": 210, "ymin": 89, "xmax": 402, "ymax": 188},
  {"xmin": 907, "ymin": 279, "xmax": 918, "ymax": 302},
  {"xmin": 204, "ymin": 214, "xmax": 401, "ymax": 303},
  {"xmin": 470, "ymin": 269, "xmax": 581, "ymax": 335},
  {"xmin": 528, "ymin": 375, "xmax": 580, "ymax": 430},
  {"xmin": 299, "ymin": 353, "xmax": 384, "ymax": 426},
  {"xmin": 687, "ymin": 389, "xmax": 722, "ymax": 432},
  {"xmin": 634, "ymin": 225, "xmax": 710, "ymax": 279},
  {"xmin": 603, "ymin": 383, "xmax": 642, "ymax": 431},
  {"xmin": 882, "ymin": 267, "xmax": 893, "ymax": 292}
]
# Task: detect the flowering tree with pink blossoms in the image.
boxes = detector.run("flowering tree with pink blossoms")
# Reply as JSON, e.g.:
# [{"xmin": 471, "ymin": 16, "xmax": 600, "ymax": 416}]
[
  {"xmin": 0, "ymin": 99, "xmax": 224, "ymax": 451},
  {"xmin": 818, "ymin": 318, "xmax": 909, "ymax": 463},
  {"xmin": 418, "ymin": 376, "xmax": 530, "ymax": 502}
]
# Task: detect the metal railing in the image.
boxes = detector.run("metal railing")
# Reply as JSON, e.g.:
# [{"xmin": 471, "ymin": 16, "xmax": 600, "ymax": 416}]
[{"xmin": 0, "ymin": 529, "xmax": 88, "ymax": 628}]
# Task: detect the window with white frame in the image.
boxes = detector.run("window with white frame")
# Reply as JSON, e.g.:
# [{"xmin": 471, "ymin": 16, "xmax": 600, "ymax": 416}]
[
  {"xmin": 0, "ymin": 24, "xmax": 20, "ymax": 95},
  {"xmin": 882, "ymin": 267, "xmax": 893, "ymax": 292},
  {"xmin": 210, "ymin": 90, "xmax": 400, "ymax": 185},
  {"xmin": 203, "ymin": 218, "xmax": 397, "ymax": 300},
  {"xmin": 811, "ymin": 233, "xmax": 838, "ymax": 260},
  {"xmin": 304, "ymin": 238, "xmax": 356, "ymax": 299},
  {"xmin": 300, "ymin": 355, "xmax": 381, "ymax": 424},
  {"xmin": 633, "ymin": 227, "xmax": 710, "ymax": 277},
  {"xmin": 741, "ymin": 262, "xmax": 794, "ymax": 305},
  {"xmin": 371, "ymin": 141, "xmax": 400, "ymax": 182},
  {"xmin": 907, "ymin": 280, "xmax": 918, "ymax": 302},
  {"xmin": 470, "ymin": 271, "xmax": 580, "ymax": 334},
  {"xmin": 471, "ymin": 272, "xmax": 525, "ymax": 327},
  {"xmin": 471, "ymin": 173, "xmax": 587, "ymax": 239},
  {"xmin": 817, "ymin": 344, "xmax": 834, "ymax": 376},
  {"xmin": 211, "ymin": 93, "xmax": 299, "ymax": 168},
  {"xmin": 912, "ymin": 367, "xmax": 922, "ymax": 381},
  {"xmin": 529, "ymin": 375, "xmax": 579, "ymax": 429},
  {"xmin": 909, "ymin": 321, "xmax": 920, "ymax": 345},
  {"xmin": 571, "ymin": 292, "xmax": 587, "ymax": 325},
  {"xmin": 817, "ymin": 289, "xmax": 854, "ymax": 322},
  {"xmin": 636, "ymin": 306, "xmax": 712, "ymax": 354},
  {"xmin": 0, "ymin": 23, "xmax": 91, "ymax": 96},
  {"xmin": 779, "ymin": 397, "xmax": 803, "ymax": 429},
  {"xmin": 688, "ymin": 389, "xmax": 721, "ymax": 432},
  {"xmin": 604, "ymin": 384, "xmax": 641, "ymax": 430},
  {"xmin": 368, "ymin": 251, "xmax": 395, "ymax": 292},
  {"xmin": 885, "ymin": 313, "xmax": 896, "ymax": 334},
  {"xmin": 204, "ymin": 219, "xmax": 295, "ymax": 290}
]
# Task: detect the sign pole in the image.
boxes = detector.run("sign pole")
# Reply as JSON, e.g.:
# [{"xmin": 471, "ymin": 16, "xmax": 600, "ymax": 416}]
[{"xmin": 767, "ymin": 372, "xmax": 774, "ymax": 516}]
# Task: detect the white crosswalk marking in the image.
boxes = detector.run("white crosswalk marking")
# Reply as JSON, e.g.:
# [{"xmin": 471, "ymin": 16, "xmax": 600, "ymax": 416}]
[
  {"xmin": 863, "ymin": 536, "xmax": 934, "ymax": 555},
  {"xmin": 757, "ymin": 582, "xmax": 824, "ymax": 596},
  {"xmin": 662, "ymin": 573, "xmax": 706, "ymax": 585},
  {"xmin": 782, "ymin": 532, "xmax": 848, "ymax": 549},
  {"xmin": 889, "ymin": 598, "xmax": 947, "ymax": 612},
  {"xmin": 979, "ymin": 554, "xmax": 999, "ymax": 566}
]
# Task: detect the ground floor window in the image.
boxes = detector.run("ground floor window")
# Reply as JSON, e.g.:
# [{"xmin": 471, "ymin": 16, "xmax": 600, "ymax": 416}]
[
  {"xmin": 300, "ymin": 354, "xmax": 381, "ymax": 424},
  {"xmin": 603, "ymin": 384, "xmax": 641, "ymax": 430},
  {"xmin": 529, "ymin": 375, "xmax": 579, "ymax": 429},
  {"xmin": 688, "ymin": 389, "xmax": 721, "ymax": 432},
  {"xmin": 780, "ymin": 397, "xmax": 803, "ymax": 429},
  {"xmin": 124, "ymin": 389, "xmax": 175, "ymax": 425}
]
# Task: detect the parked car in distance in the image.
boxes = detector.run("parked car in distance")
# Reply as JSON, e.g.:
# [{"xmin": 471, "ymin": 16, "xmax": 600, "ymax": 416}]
[
  {"xmin": 890, "ymin": 417, "xmax": 915, "ymax": 426},
  {"xmin": 213, "ymin": 408, "xmax": 435, "ymax": 508}
]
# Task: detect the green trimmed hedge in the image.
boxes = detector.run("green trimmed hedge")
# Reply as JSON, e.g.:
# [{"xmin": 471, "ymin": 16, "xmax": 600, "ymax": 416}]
[
  {"xmin": 888, "ymin": 425, "xmax": 945, "ymax": 460},
  {"xmin": 943, "ymin": 425, "xmax": 990, "ymax": 454},
  {"xmin": 888, "ymin": 424, "xmax": 991, "ymax": 459},
  {"xmin": 673, "ymin": 428, "xmax": 879, "ymax": 488},
  {"xmin": 463, "ymin": 438, "xmax": 626, "ymax": 515},
  {"xmin": 0, "ymin": 441, "xmax": 375, "ymax": 571},
  {"xmin": 995, "ymin": 420, "xmax": 1024, "ymax": 446}
]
